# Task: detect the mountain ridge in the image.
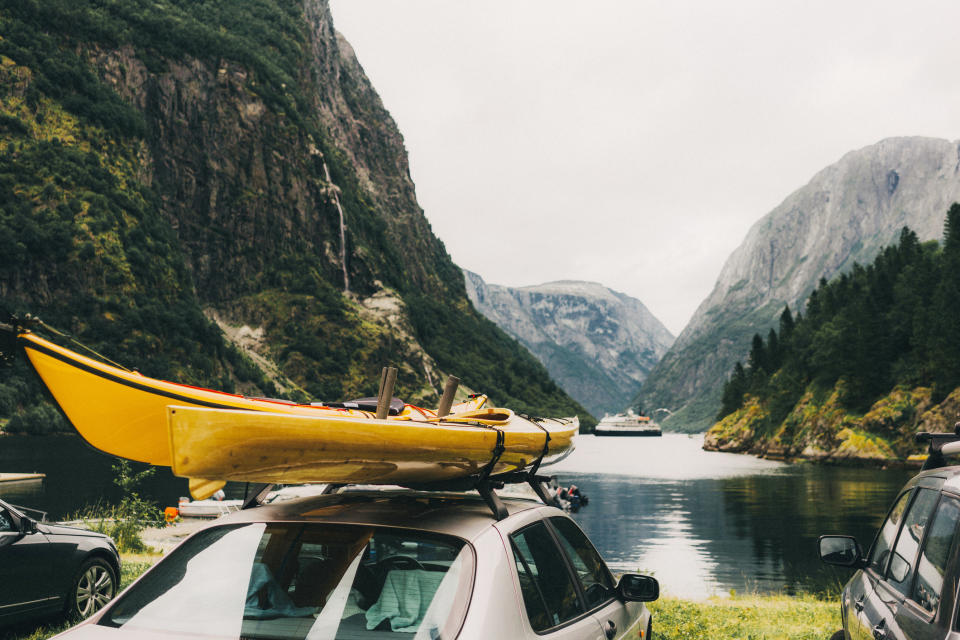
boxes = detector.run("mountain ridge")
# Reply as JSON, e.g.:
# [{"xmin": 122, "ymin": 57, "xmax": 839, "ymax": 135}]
[
  {"xmin": 465, "ymin": 270, "xmax": 674, "ymax": 416},
  {"xmin": 636, "ymin": 136, "xmax": 960, "ymax": 431}
]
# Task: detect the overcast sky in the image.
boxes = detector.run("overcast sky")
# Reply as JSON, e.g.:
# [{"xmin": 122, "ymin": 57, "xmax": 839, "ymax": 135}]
[{"xmin": 329, "ymin": 1, "xmax": 960, "ymax": 335}]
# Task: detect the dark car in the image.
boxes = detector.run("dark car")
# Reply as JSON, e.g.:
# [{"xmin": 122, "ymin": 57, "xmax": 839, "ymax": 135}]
[
  {"xmin": 819, "ymin": 437, "xmax": 960, "ymax": 640},
  {"xmin": 0, "ymin": 497, "xmax": 120, "ymax": 626}
]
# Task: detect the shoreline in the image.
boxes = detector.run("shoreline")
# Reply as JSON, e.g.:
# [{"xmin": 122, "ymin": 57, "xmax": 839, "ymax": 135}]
[{"xmin": 700, "ymin": 437, "xmax": 924, "ymax": 470}]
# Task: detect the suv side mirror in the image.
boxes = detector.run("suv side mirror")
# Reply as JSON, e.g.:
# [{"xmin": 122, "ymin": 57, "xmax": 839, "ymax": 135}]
[
  {"xmin": 818, "ymin": 535, "xmax": 863, "ymax": 568},
  {"xmin": 617, "ymin": 574, "xmax": 659, "ymax": 602}
]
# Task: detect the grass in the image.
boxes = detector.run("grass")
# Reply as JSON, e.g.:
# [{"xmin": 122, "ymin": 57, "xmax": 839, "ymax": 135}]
[
  {"xmin": 649, "ymin": 593, "xmax": 840, "ymax": 640},
  {"xmin": 1, "ymin": 554, "xmax": 841, "ymax": 640}
]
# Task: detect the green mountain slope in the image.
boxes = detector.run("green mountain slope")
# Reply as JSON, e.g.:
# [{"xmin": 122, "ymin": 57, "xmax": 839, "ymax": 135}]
[
  {"xmin": 0, "ymin": 0, "xmax": 591, "ymax": 434},
  {"xmin": 706, "ymin": 207, "xmax": 960, "ymax": 461}
]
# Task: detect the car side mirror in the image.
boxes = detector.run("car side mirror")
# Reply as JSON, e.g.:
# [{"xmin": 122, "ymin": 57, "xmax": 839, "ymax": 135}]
[
  {"xmin": 818, "ymin": 535, "xmax": 863, "ymax": 568},
  {"xmin": 617, "ymin": 573, "xmax": 659, "ymax": 602},
  {"xmin": 18, "ymin": 517, "xmax": 37, "ymax": 535}
]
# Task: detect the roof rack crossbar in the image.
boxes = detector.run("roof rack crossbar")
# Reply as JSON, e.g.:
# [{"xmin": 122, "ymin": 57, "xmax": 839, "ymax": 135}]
[
  {"xmin": 242, "ymin": 483, "xmax": 275, "ymax": 510},
  {"xmin": 916, "ymin": 425, "xmax": 960, "ymax": 470},
  {"xmin": 476, "ymin": 482, "xmax": 509, "ymax": 521}
]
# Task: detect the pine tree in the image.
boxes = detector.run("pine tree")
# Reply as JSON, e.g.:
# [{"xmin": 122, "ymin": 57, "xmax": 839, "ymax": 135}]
[{"xmin": 930, "ymin": 203, "xmax": 960, "ymax": 397}]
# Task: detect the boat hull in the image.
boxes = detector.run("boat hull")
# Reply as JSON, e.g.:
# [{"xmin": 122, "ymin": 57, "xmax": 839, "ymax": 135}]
[{"xmin": 594, "ymin": 428, "xmax": 662, "ymax": 437}]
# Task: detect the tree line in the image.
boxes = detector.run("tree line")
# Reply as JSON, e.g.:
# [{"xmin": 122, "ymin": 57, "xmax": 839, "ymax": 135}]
[{"xmin": 718, "ymin": 203, "xmax": 960, "ymax": 425}]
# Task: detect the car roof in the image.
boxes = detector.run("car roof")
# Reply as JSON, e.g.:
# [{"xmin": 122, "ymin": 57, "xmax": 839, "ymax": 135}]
[
  {"xmin": 213, "ymin": 489, "xmax": 550, "ymax": 541},
  {"xmin": 900, "ymin": 464, "xmax": 960, "ymax": 494}
]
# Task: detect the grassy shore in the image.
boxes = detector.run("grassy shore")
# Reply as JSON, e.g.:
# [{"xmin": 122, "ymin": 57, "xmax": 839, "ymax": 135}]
[
  {"xmin": 649, "ymin": 593, "xmax": 839, "ymax": 640},
  {"xmin": 1, "ymin": 555, "xmax": 841, "ymax": 640}
]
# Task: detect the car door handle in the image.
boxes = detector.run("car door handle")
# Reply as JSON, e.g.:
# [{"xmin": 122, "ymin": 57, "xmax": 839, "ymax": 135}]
[
  {"xmin": 854, "ymin": 595, "xmax": 865, "ymax": 612},
  {"xmin": 604, "ymin": 620, "xmax": 616, "ymax": 639},
  {"xmin": 872, "ymin": 620, "xmax": 887, "ymax": 640}
]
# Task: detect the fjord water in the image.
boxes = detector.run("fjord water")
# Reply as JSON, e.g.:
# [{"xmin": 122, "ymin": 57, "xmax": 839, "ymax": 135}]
[
  {"xmin": 1, "ymin": 433, "xmax": 910, "ymax": 598},
  {"xmin": 551, "ymin": 434, "xmax": 912, "ymax": 598}
]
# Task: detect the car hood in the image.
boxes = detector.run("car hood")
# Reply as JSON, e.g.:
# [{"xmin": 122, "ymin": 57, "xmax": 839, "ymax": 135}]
[{"xmin": 39, "ymin": 522, "xmax": 110, "ymax": 538}]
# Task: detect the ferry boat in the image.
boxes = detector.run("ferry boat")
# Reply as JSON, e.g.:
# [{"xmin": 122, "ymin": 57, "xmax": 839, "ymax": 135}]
[{"xmin": 594, "ymin": 410, "xmax": 662, "ymax": 437}]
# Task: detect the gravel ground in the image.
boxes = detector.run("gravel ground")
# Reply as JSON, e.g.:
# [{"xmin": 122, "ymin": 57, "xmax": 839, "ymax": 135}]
[{"xmin": 140, "ymin": 518, "xmax": 213, "ymax": 553}]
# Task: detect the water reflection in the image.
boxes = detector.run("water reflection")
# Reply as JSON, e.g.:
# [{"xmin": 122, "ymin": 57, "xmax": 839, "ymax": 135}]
[{"xmin": 551, "ymin": 434, "xmax": 911, "ymax": 598}]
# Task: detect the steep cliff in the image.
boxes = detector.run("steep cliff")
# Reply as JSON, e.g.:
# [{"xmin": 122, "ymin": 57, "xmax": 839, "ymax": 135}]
[
  {"xmin": 636, "ymin": 137, "xmax": 960, "ymax": 432},
  {"xmin": 464, "ymin": 271, "xmax": 674, "ymax": 416},
  {"xmin": 0, "ymin": 0, "xmax": 589, "ymax": 433}
]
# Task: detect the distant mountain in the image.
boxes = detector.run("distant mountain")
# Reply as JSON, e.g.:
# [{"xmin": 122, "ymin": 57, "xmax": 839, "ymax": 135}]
[
  {"xmin": 464, "ymin": 271, "xmax": 674, "ymax": 417},
  {"xmin": 636, "ymin": 136, "xmax": 960, "ymax": 432}
]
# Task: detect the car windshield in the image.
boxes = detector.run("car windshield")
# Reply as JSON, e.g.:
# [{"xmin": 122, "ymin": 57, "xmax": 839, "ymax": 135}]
[{"xmin": 100, "ymin": 523, "xmax": 473, "ymax": 639}]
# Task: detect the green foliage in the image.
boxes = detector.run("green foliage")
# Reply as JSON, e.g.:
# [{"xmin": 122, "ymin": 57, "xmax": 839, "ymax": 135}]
[
  {"xmin": 718, "ymin": 213, "xmax": 960, "ymax": 434},
  {"xmin": 78, "ymin": 460, "xmax": 163, "ymax": 553},
  {"xmin": 0, "ymin": 0, "xmax": 585, "ymax": 430}
]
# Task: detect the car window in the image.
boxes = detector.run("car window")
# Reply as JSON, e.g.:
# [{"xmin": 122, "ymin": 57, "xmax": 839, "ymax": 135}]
[
  {"xmin": 868, "ymin": 491, "xmax": 912, "ymax": 574},
  {"xmin": 0, "ymin": 508, "xmax": 14, "ymax": 532},
  {"xmin": 885, "ymin": 488, "xmax": 939, "ymax": 594},
  {"xmin": 100, "ymin": 523, "xmax": 472, "ymax": 639},
  {"xmin": 911, "ymin": 496, "xmax": 960, "ymax": 613},
  {"xmin": 511, "ymin": 522, "xmax": 584, "ymax": 631},
  {"xmin": 549, "ymin": 517, "xmax": 615, "ymax": 609}
]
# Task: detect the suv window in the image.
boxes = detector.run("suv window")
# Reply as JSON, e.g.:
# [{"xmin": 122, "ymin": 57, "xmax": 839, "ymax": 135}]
[
  {"xmin": 911, "ymin": 496, "xmax": 960, "ymax": 612},
  {"xmin": 868, "ymin": 491, "xmax": 912, "ymax": 574},
  {"xmin": 549, "ymin": 517, "xmax": 615, "ymax": 609},
  {"xmin": 100, "ymin": 523, "xmax": 472, "ymax": 639},
  {"xmin": 886, "ymin": 488, "xmax": 939, "ymax": 594},
  {"xmin": 511, "ymin": 522, "xmax": 583, "ymax": 631}
]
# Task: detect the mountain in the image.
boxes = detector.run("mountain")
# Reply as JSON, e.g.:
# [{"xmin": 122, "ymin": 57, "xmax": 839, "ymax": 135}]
[
  {"xmin": 0, "ymin": 0, "xmax": 591, "ymax": 434},
  {"xmin": 464, "ymin": 271, "xmax": 674, "ymax": 417},
  {"xmin": 635, "ymin": 136, "xmax": 960, "ymax": 432},
  {"xmin": 705, "ymin": 210, "xmax": 960, "ymax": 463}
]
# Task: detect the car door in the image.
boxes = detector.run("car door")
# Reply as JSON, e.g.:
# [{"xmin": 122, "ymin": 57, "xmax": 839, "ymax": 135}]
[
  {"xmin": 890, "ymin": 493, "xmax": 960, "ymax": 639},
  {"xmin": 546, "ymin": 516, "xmax": 643, "ymax": 640},
  {"xmin": 862, "ymin": 485, "xmax": 941, "ymax": 640},
  {"xmin": 0, "ymin": 502, "xmax": 55, "ymax": 619},
  {"xmin": 854, "ymin": 488, "xmax": 913, "ymax": 640},
  {"xmin": 508, "ymin": 519, "xmax": 607, "ymax": 640}
]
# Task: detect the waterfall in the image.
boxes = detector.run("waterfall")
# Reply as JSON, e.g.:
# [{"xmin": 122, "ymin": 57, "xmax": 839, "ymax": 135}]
[{"xmin": 322, "ymin": 160, "xmax": 350, "ymax": 293}]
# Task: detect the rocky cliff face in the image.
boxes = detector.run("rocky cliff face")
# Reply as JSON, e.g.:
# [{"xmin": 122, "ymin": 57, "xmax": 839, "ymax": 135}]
[
  {"xmin": 637, "ymin": 137, "xmax": 960, "ymax": 431},
  {"xmin": 464, "ymin": 271, "xmax": 674, "ymax": 416},
  {"xmin": 0, "ymin": 0, "xmax": 589, "ymax": 431}
]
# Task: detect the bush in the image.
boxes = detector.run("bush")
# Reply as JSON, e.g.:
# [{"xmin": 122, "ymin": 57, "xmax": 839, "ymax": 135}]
[{"xmin": 77, "ymin": 460, "xmax": 163, "ymax": 553}]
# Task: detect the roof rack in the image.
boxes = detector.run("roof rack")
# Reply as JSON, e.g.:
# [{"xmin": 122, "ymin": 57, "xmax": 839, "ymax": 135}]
[
  {"xmin": 915, "ymin": 423, "xmax": 960, "ymax": 470},
  {"xmin": 240, "ymin": 471, "xmax": 559, "ymax": 521}
]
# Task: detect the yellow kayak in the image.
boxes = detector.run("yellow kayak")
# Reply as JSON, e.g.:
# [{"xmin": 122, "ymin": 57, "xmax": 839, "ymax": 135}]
[
  {"xmin": 167, "ymin": 405, "xmax": 574, "ymax": 486},
  {"xmin": 15, "ymin": 330, "xmax": 577, "ymax": 489}
]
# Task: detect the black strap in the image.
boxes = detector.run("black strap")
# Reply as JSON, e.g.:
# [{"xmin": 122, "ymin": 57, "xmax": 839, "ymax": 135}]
[
  {"xmin": 477, "ymin": 428, "xmax": 506, "ymax": 484},
  {"xmin": 528, "ymin": 422, "xmax": 551, "ymax": 478}
]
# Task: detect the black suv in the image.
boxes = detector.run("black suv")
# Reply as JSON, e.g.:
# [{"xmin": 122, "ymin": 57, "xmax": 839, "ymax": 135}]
[
  {"xmin": 820, "ymin": 434, "xmax": 960, "ymax": 640},
  {"xmin": 0, "ymin": 497, "xmax": 120, "ymax": 626}
]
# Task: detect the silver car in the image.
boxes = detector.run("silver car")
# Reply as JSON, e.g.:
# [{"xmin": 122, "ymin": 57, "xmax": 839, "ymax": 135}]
[{"xmin": 54, "ymin": 489, "xmax": 657, "ymax": 639}]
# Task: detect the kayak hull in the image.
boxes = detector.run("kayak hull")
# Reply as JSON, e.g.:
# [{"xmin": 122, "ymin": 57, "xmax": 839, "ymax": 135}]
[{"xmin": 168, "ymin": 406, "xmax": 576, "ymax": 485}]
